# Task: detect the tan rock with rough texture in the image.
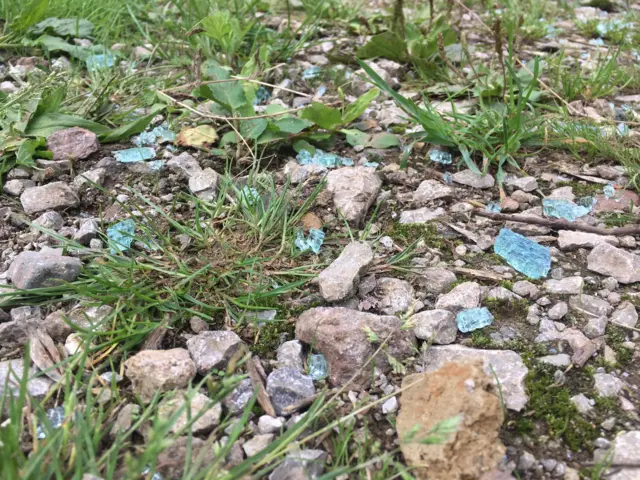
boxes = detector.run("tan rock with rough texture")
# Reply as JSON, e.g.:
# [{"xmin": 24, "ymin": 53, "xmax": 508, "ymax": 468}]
[{"xmin": 397, "ymin": 361, "xmax": 505, "ymax": 480}]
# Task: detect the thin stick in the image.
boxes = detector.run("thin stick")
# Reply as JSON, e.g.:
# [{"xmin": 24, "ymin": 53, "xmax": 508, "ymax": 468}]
[{"xmin": 473, "ymin": 209, "xmax": 640, "ymax": 235}]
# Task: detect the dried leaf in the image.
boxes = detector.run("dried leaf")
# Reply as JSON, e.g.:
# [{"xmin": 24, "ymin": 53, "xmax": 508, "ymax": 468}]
[{"xmin": 176, "ymin": 125, "xmax": 219, "ymax": 147}]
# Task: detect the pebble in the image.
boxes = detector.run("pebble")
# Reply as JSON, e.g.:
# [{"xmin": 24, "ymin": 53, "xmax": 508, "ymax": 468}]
[{"xmin": 20, "ymin": 182, "xmax": 80, "ymax": 214}]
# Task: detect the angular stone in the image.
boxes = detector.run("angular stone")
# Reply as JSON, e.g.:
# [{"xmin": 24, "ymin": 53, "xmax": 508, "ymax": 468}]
[
  {"xmin": 257, "ymin": 415, "xmax": 284, "ymax": 434},
  {"xmin": 535, "ymin": 327, "xmax": 598, "ymax": 367},
  {"xmin": 188, "ymin": 168, "xmax": 219, "ymax": 202},
  {"xmin": 318, "ymin": 242, "xmax": 373, "ymax": 302},
  {"xmin": 594, "ymin": 373, "xmax": 623, "ymax": 397},
  {"xmin": 543, "ymin": 276, "xmax": 584, "ymax": 295},
  {"xmin": 123, "ymin": 348, "xmax": 196, "ymax": 403},
  {"xmin": 243, "ymin": 434, "xmax": 275, "ymax": 457},
  {"xmin": 399, "ymin": 207, "xmax": 446, "ymax": 224},
  {"xmin": 607, "ymin": 431, "xmax": 640, "ymax": 480},
  {"xmin": 73, "ymin": 218, "xmax": 99, "ymax": 245},
  {"xmin": 186, "ymin": 330, "xmax": 244, "ymax": 374},
  {"xmin": 411, "ymin": 310, "xmax": 457, "ymax": 344},
  {"xmin": 33, "ymin": 211, "xmax": 64, "ymax": 230},
  {"xmin": 4, "ymin": 179, "xmax": 34, "ymax": 196},
  {"xmin": 611, "ymin": 301, "xmax": 638, "ymax": 328},
  {"xmin": 538, "ymin": 353, "xmax": 572, "ymax": 367},
  {"xmin": 157, "ymin": 391, "xmax": 221, "ymax": 434},
  {"xmin": 266, "ymin": 367, "xmax": 315, "ymax": 416},
  {"xmin": 223, "ymin": 378, "xmax": 253, "ymax": 414},
  {"xmin": 268, "ymin": 449, "xmax": 328, "ymax": 480},
  {"xmin": 512, "ymin": 280, "xmax": 539, "ymax": 298},
  {"xmin": 593, "ymin": 189, "xmax": 640, "ymax": 213},
  {"xmin": 167, "ymin": 152, "xmax": 202, "ymax": 178},
  {"xmin": 0, "ymin": 320, "xmax": 33, "ymax": 348},
  {"xmin": 584, "ymin": 316, "xmax": 608, "ymax": 338},
  {"xmin": 587, "ymin": 243, "xmax": 640, "ymax": 284},
  {"xmin": 372, "ymin": 277, "xmax": 414, "ymax": 315},
  {"xmin": 486, "ymin": 286, "xmax": 522, "ymax": 302},
  {"xmin": 74, "ymin": 168, "xmax": 106, "ymax": 188},
  {"xmin": 504, "ymin": 175, "xmax": 537, "ymax": 192},
  {"xmin": 413, "ymin": 180, "xmax": 454, "ymax": 204},
  {"xmin": 8, "ymin": 251, "xmax": 82, "ymax": 289},
  {"xmin": 20, "ymin": 182, "xmax": 80, "ymax": 214},
  {"xmin": 420, "ymin": 345, "xmax": 529, "ymax": 411},
  {"xmin": 67, "ymin": 305, "xmax": 113, "ymax": 332},
  {"xmin": 397, "ymin": 361, "xmax": 505, "ymax": 480},
  {"xmin": 569, "ymin": 294, "xmax": 613, "ymax": 318},
  {"xmin": 42, "ymin": 310, "xmax": 73, "ymax": 342},
  {"xmin": 435, "ymin": 282, "xmax": 481, "ymax": 312},
  {"xmin": 276, "ymin": 340, "xmax": 304, "ymax": 371},
  {"xmin": 0, "ymin": 359, "xmax": 54, "ymax": 402},
  {"xmin": 47, "ymin": 127, "xmax": 98, "ymax": 161},
  {"xmin": 326, "ymin": 167, "xmax": 381, "ymax": 225},
  {"xmin": 452, "ymin": 169, "xmax": 495, "ymax": 189},
  {"xmin": 571, "ymin": 393, "xmax": 594, "ymax": 415},
  {"xmin": 417, "ymin": 268, "xmax": 457, "ymax": 293},
  {"xmin": 296, "ymin": 307, "xmax": 416, "ymax": 388},
  {"xmin": 557, "ymin": 230, "xmax": 618, "ymax": 251},
  {"xmin": 155, "ymin": 437, "xmax": 215, "ymax": 479},
  {"xmin": 548, "ymin": 302, "xmax": 568, "ymax": 320}
]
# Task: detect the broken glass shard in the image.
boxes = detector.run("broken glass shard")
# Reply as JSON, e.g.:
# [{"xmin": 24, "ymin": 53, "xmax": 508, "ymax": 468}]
[
  {"xmin": 456, "ymin": 308, "xmax": 494, "ymax": 333},
  {"xmin": 114, "ymin": 147, "xmax": 156, "ymax": 163},
  {"xmin": 294, "ymin": 228, "xmax": 325, "ymax": 254},
  {"xmin": 302, "ymin": 66, "xmax": 321, "ymax": 80},
  {"xmin": 603, "ymin": 183, "xmax": 615, "ymax": 199},
  {"xmin": 486, "ymin": 202, "xmax": 502, "ymax": 213},
  {"xmin": 428, "ymin": 149, "xmax": 452, "ymax": 165},
  {"xmin": 494, "ymin": 228, "xmax": 551, "ymax": 280},
  {"xmin": 542, "ymin": 198, "xmax": 591, "ymax": 222},
  {"xmin": 36, "ymin": 406, "xmax": 65, "ymax": 439},
  {"xmin": 134, "ymin": 124, "xmax": 175, "ymax": 146},
  {"xmin": 85, "ymin": 52, "xmax": 116, "ymax": 72},
  {"xmin": 442, "ymin": 172, "xmax": 453, "ymax": 184},
  {"xmin": 107, "ymin": 219, "xmax": 136, "ymax": 254},
  {"xmin": 296, "ymin": 149, "xmax": 353, "ymax": 168},
  {"xmin": 308, "ymin": 354, "xmax": 328, "ymax": 380},
  {"xmin": 240, "ymin": 186, "xmax": 260, "ymax": 206}
]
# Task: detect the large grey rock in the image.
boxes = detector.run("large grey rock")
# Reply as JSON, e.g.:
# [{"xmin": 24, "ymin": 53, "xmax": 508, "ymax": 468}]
[
  {"xmin": 372, "ymin": 277, "xmax": 414, "ymax": 315},
  {"xmin": 569, "ymin": 294, "xmax": 613, "ymax": 318},
  {"xmin": 435, "ymin": 282, "xmax": 481, "ymax": 311},
  {"xmin": 0, "ymin": 359, "xmax": 54, "ymax": 403},
  {"xmin": 413, "ymin": 180, "xmax": 454, "ymax": 204},
  {"xmin": 452, "ymin": 169, "xmax": 495, "ymax": 189},
  {"xmin": 419, "ymin": 345, "xmax": 529, "ymax": 411},
  {"xmin": 188, "ymin": 168, "xmax": 219, "ymax": 201},
  {"xmin": 326, "ymin": 167, "xmax": 381, "ymax": 225},
  {"xmin": 399, "ymin": 207, "xmax": 446, "ymax": 224},
  {"xmin": 411, "ymin": 310, "xmax": 457, "ymax": 344},
  {"xmin": 296, "ymin": 307, "xmax": 416, "ymax": 388},
  {"xmin": 557, "ymin": 230, "xmax": 618, "ymax": 251},
  {"xmin": 8, "ymin": 250, "xmax": 82, "ymax": 289},
  {"xmin": 47, "ymin": 127, "xmax": 98, "ymax": 160},
  {"xmin": 611, "ymin": 301, "xmax": 638, "ymax": 328},
  {"xmin": 318, "ymin": 242, "xmax": 373, "ymax": 302},
  {"xmin": 266, "ymin": 367, "xmax": 316, "ymax": 416},
  {"xmin": 186, "ymin": 330, "xmax": 244, "ymax": 374},
  {"xmin": 157, "ymin": 391, "xmax": 221, "ymax": 434},
  {"xmin": 594, "ymin": 373, "xmax": 623, "ymax": 397},
  {"xmin": 543, "ymin": 276, "xmax": 584, "ymax": 295},
  {"xmin": 276, "ymin": 340, "xmax": 304, "ymax": 371},
  {"xmin": 587, "ymin": 243, "xmax": 640, "ymax": 284},
  {"xmin": 20, "ymin": 182, "xmax": 80, "ymax": 214},
  {"xmin": 417, "ymin": 268, "xmax": 457, "ymax": 293},
  {"xmin": 123, "ymin": 348, "xmax": 196, "ymax": 403}
]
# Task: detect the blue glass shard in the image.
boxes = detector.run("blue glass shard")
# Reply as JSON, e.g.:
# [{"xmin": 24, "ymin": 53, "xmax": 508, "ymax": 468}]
[
  {"xmin": 135, "ymin": 124, "xmax": 175, "ymax": 146},
  {"xmin": 240, "ymin": 186, "xmax": 260, "ymax": 206},
  {"xmin": 253, "ymin": 86, "xmax": 271, "ymax": 105},
  {"xmin": 147, "ymin": 160, "xmax": 164, "ymax": 171},
  {"xmin": 362, "ymin": 161, "xmax": 379, "ymax": 168},
  {"xmin": 456, "ymin": 308, "xmax": 494, "ymax": 333},
  {"xmin": 86, "ymin": 52, "xmax": 116, "ymax": 72},
  {"xmin": 589, "ymin": 38, "xmax": 605, "ymax": 46},
  {"xmin": 302, "ymin": 66, "xmax": 322, "ymax": 80},
  {"xmin": 294, "ymin": 228, "xmax": 325, "ymax": 254},
  {"xmin": 114, "ymin": 147, "xmax": 156, "ymax": 163},
  {"xmin": 542, "ymin": 198, "xmax": 591, "ymax": 222},
  {"xmin": 486, "ymin": 202, "xmax": 502, "ymax": 213},
  {"xmin": 296, "ymin": 149, "xmax": 353, "ymax": 168},
  {"xmin": 617, "ymin": 123, "xmax": 630, "ymax": 136},
  {"xmin": 494, "ymin": 228, "xmax": 551, "ymax": 279},
  {"xmin": 316, "ymin": 85, "xmax": 327, "ymax": 97},
  {"xmin": 107, "ymin": 219, "xmax": 136, "ymax": 254},
  {"xmin": 36, "ymin": 406, "xmax": 65, "ymax": 439},
  {"xmin": 429, "ymin": 149, "xmax": 453, "ymax": 165},
  {"xmin": 308, "ymin": 354, "xmax": 328, "ymax": 380},
  {"xmin": 603, "ymin": 184, "xmax": 615, "ymax": 199},
  {"xmin": 442, "ymin": 172, "xmax": 453, "ymax": 184}
]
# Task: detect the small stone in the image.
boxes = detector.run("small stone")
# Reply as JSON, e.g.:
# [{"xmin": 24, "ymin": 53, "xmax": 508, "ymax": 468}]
[
  {"xmin": 47, "ymin": 127, "xmax": 98, "ymax": 161},
  {"xmin": 594, "ymin": 373, "xmax": 623, "ymax": 397},
  {"xmin": 571, "ymin": 393, "xmax": 594, "ymax": 415},
  {"xmin": 569, "ymin": 294, "xmax": 613, "ymax": 318},
  {"xmin": 411, "ymin": 310, "xmax": 457, "ymax": 344},
  {"xmin": 167, "ymin": 152, "xmax": 202, "ymax": 177},
  {"xmin": 132, "ymin": 45, "xmax": 152, "ymax": 60},
  {"xmin": 20, "ymin": 182, "xmax": 80, "ymax": 214},
  {"xmin": 518, "ymin": 451, "xmax": 537, "ymax": 471},
  {"xmin": 435, "ymin": 282, "xmax": 481, "ymax": 311},
  {"xmin": 0, "ymin": 81, "xmax": 18, "ymax": 94},
  {"xmin": 413, "ymin": 179, "xmax": 454, "ymax": 204},
  {"xmin": 8, "ymin": 250, "xmax": 82, "ymax": 289},
  {"xmin": 611, "ymin": 301, "xmax": 638, "ymax": 328},
  {"xmin": 276, "ymin": 340, "xmax": 304, "ymax": 371},
  {"xmin": 373, "ymin": 277, "xmax": 414, "ymax": 315},
  {"xmin": 4, "ymin": 179, "xmax": 34, "ymax": 196},
  {"xmin": 243, "ymin": 433, "xmax": 275, "ymax": 457},
  {"xmin": 155, "ymin": 437, "xmax": 215, "ymax": 479},
  {"xmin": 268, "ymin": 450, "xmax": 328, "ymax": 480},
  {"xmin": 538, "ymin": 354, "xmax": 572, "ymax": 367},
  {"xmin": 326, "ymin": 167, "xmax": 381, "ymax": 225},
  {"xmin": 587, "ymin": 243, "xmax": 640, "ymax": 284},
  {"xmin": 399, "ymin": 207, "xmax": 446, "ymax": 224},
  {"xmin": 42, "ymin": 310, "xmax": 73, "ymax": 342},
  {"xmin": 584, "ymin": 316, "xmax": 608, "ymax": 338},
  {"xmin": 188, "ymin": 168, "xmax": 219, "ymax": 201},
  {"xmin": 417, "ymin": 268, "xmax": 457, "ymax": 293},
  {"xmin": 186, "ymin": 330, "xmax": 244, "ymax": 374},
  {"xmin": 557, "ymin": 230, "xmax": 618, "ymax": 251},
  {"xmin": 452, "ymin": 169, "xmax": 495, "ymax": 189},
  {"xmin": 620, "ymin": 397, "xmax": 635, "ymax": 412},
  {"xmin": 157, "ymin": 391, "xmax": 221, "ymax": 434},
  {"xmin": 74, "ymin": 168, "xmax": 106, "ymax": 188},
  {"xmin": 512, "ymin": 280, "xmax": 539, "ymax": 298},
  {"xmin": 73, "ymin": 218, "xmax": 99, "ymax": 245},
  {"xmin": 123, "ymin": 348, "xmax": 196, "ymax": 403},
  {"xmin": 111, "ymin": 403, "xmax": 140, "ymax": 437},
  {"xmin": 601, "ymin": 417, "xmax": 616, "ymax": 430},
  {"xmin": 318, "ymin": 242, "xmax": 373, "ymax": 302},
  {"xmin": 540, "ymin": 458, "xmax": 557, "ymax": 472},
  {"xmin": 257, "ymin": 415, "xmax": 284, "ymax": 434},
  {"xmin": 381, "ymin": 396, "xmax": 398, "ymax": 414},
  {"xmin": 33, "ymin": 211, "xmax": 64, "ymax": 230},
  {"xmin": 223, "ymin": 378, "xmax": 253, "ymax": 414},
  {"xmin": 504, "ymin": 175, "xmax": 537, "ymax": 192},
  {"xmin": 0, "ymin": 359, "xmax": 54, "ymax": 402},
  {"xmin": 543, "ymin": 276, "xmax": 584, "ymax": 295},
  {"xmin": 266, "ymin": 368, "xmax": 316, "ymax": 416},
  {"xmin": 548, "ymin": 302, "xmax": 568, "ymax": 320},
  {"xmin": 189, "ymin": 316, "xmax": 209, "ymax": 333}
]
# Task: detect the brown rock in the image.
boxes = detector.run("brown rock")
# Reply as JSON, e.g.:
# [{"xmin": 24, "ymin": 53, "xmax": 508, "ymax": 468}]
[
  {"xmin": 295, "ymin": 307, "xmax": 415, "ymax": 388},
  {"xmin": 47, "ymin": 127, "xmax": 99, "ymax": 161},
  {"xmin": 397, "ymin": 361, "xmax": 505, "ymax": 480},
  {"xmin": 593, "ymin": 190, "xmax": 639, "ymax": 213},
  {"xmin": 156, "ymin": 436, "xmax": 216, "ymax": 479}
]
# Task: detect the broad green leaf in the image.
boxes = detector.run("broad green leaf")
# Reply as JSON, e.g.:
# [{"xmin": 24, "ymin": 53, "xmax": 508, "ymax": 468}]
[
  {"xmin": 272, "ymin": 117, "xmax": 313, "ymax": 134},
  {"xmin": 239, "ymin": 118, "xmax": 268, "ymax": 139},
  {"xmin": 299, "ymin": 102, "xmax": 342, "ymax": 130},
  {"xmin": 342, "ymin": 129, "xmax": 400, "ymax": 149},
  {"xmin": 35, "ymin": 88, "xmax": 65, "ymax": 116},
  {"xmin": 264, "ymin": 104, "xmax": 287, "ymax": 115},
  {"xmin": 256, "ymin": 130, "xmax": 290, "ymax": 144},
  {"xmin": 34, "ymin": 34, "xmax": 88, "ymax": 60},
  {"xmin": 201, "ymin": 60, "xmax": 230, "ymax": 80},
  {"xmin": 292, "ymin": 140, "xmax": 316, "ymax": 154},
  {"xmin": 219, "ymin": 130, "xmax": 238, "ymax": 147},
  {"xmin": 16, "ymin": 138, "xmax": 46, "ymax": 167},
  {"xmin": 201, "ymin": 11, "xmax": 232, "ymax": 43},
  {"xmin": 356, "ymin": 31, "xmax": 408, "ymax": 62},
  {"xmin": 10, "ymin": 0, "xmax": 49, "ymax": 33},
  {"xmin": 341, "ymin": 88, "xmax": 379, "ymax": 124},
  {"xmin": 30, "ymin": 17, "xmax": 94, "ymax": 38},
  {"xmin": 194, "ymin": 82, "xmax": 247, "ymax": 112},
  {"xmin": 25, "ymin": 113, "xmax": 109, "ymax": 137},
  {"xmin": 99, "ymin": 104, "xmax": 165, "ymax": 143},
  {"xmin": 343, "ymin": 129, "xmax": 369, "ymax": 147}
]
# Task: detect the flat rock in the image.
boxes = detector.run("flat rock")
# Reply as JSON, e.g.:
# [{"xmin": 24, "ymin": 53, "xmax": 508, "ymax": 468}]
[
  {"xmin": 47, "ymin": 127, "xmax": 98, "ymax": 160},
  {"xmin": 266, "ymin": 367, "xmax": 316, "ymax": 416},
  {"xmin": 413, "ymin": 180, "xmax": 454, "ymax": 204},
  {"xmin": 372, "ymin": 277, "xmax": 414, "ymax": 315},
  {"xmin": 587, "ymin": 243, "xmax": 640, "ymax": 284},
  {"xmin": 535, "ymin": 327, "xmax": 599, "ymax": 367},
  {"xmin": 20, "ymin": 182, "xmax": 80, "ymax": 214},
  {"xmin": 543, "ymin": 276, "xmax": 584, "ymax": 295},
  {"xmin": 420, "ymin": 345, "xmax": 529, "ymax": 411},
  {"xmin": 399, "ymin": 207, "xmax": 446, "ymax": 224},
  {"xmin": 548, "ymin": 302, "xmax": 568, "ymax": 320},
  {"xmin": 557, "ymin": 230, "xmax": 618, "ymax": 251},
  {"xmin": 74, "ymin": 167, "xmax": 106, "ymax": 188},
  {"xmin": 569, "ymin": 294, "xmax": 613, "ymax": 318},
  {"xmin": 186, "ymin": 330, "xmax": 244, "ymax": 374},
  {"xmin": 296, "ymin": 307, "xmax": 415, "ymax": 388},
  {"xmin": 223, "ymin": 378, "xmax": 253, "ymax": 414},
  {"xmin": 318, "ymin": 242, "xmax": 373, "ymax": 302},
  {"xmin": 411, "ymin": 310, "xmax": 457, "ymax": 344},
  {"xmin": 397, "ymin": 361, "xmax": 505, "ymax": 480},
  {"xmin": 512, "ymin": 280, "xmax": 539, "ymax": 298},
  {"xmin": 538, "ymin": 353, "xmax": 572, "ymax": 367},
  {"xmin": 594, "ymin": 373, "xmax": 623, "ymax": 397},
  {"xmin": 124, "ymin": 348, "xmax": 196, "ymax": 403},
  {"xmin": 188, "ymin": 168, "xmax": 219, "ymax": 202},
  {"xmin": 0, "ymin": 359, "xmax": 54, "ymax": 402},
  {"xmin": 611, "ymin": 301, "xmax": 638, "ymax": 328},
  {"xmin": 157, "ymin": 391, "xmax": 221, "ymax": 434},
  {"xmin": 8, "ymin": 250, "xmax": 82, "ymax": 289},
  {"xmin": 4, "ymin": 179, "xmax": 34, "ymax": 196},
  {"xmin": 452, "ymin": 169, "xmax": 495, "ymax": 189},
  {"xmin": 276, "ymin": 340, "xmax": 304, "ymax": 371},
  {"xmin": 73, "ymin": 218, "xmax": 99, "ymax": 245},
  {"xmin": 269, "ymin": 449, "xmax": 328, "ymax": 480},
  {"xmin": 417, "ymin": 268, "xmax": 457, "ymax": 293},
  {"xmin": 593, "ymin": 189, "xmax": 640, "ymax": 213},
  {"xmin": 607, "ymin": 431, "xmax": 640, "ymax": 480},
  {"xmin": 33, "ymin": 211, "xmax": 64, "ymax": 230},
  {"xmin": 504, "ymin": 175, "xmax": 537, "ymax": 192},
  {"xmin": 155, "ymin": 437, "xmax": 215, "ymax": 479},
  {"xmin": 326, "ymin": 167, "xmax": 381, "ymax": 225},
  {"xmin": 435, "ymin": 282, "xmax": 481, "ymax": 312},
  {"xmin": 243, "ymin": 434, "xmax": 275, "ymax": 457}
]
